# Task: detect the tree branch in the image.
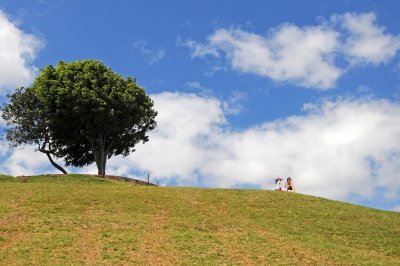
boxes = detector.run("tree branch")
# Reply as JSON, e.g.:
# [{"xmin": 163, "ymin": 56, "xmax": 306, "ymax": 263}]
[{"xmin": 40, "ymin": 149, "xmax": 68, "ymax": 174}]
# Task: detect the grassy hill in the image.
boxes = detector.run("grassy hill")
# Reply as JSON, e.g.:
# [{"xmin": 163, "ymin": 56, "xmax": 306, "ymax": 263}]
[{"xmin": 0, "ymin": 174, "xmax": 399, "ymax": 265}]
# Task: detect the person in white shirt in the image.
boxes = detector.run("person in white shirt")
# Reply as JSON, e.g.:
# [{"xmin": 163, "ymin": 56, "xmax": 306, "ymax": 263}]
[{"xmin": 275, "ymin": 177, "xmax": 283, "ymax": 191}]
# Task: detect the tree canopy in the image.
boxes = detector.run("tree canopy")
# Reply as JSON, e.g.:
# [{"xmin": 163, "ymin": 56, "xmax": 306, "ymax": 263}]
[
  {"xmin": 1, "ymin": 86, "xmax": 68, "ymax": 174},
  {"xmin": 2, "ymin": 60, "xmax": 157, "ymax": 176}
]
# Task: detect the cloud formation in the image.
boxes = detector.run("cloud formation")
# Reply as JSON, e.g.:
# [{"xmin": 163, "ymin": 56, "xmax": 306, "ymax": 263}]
[
  {"xmin": 104, "ymin": 92, "xmax": 400, "ymax": 208},
  {"xmin": 206, "ymin": 26, "xmax": 341, "ymax": 89},
  {"xmin": 336, "ymin": 12, "xmax": 400, "ymax": 65},
  {"xmin": 0, "ymin": 10, "xmax": 42, "ymax": 91},
  {"xmin": 1, "ymin": 91, "xmax": 400, "ymax": 209},
  {"xmin": 186, "ymin": 12, "xmax": 400, "ymax": 89},
  {"xmin": 0, "ymin": 147, "xmax": 53, "ymax": 176}
]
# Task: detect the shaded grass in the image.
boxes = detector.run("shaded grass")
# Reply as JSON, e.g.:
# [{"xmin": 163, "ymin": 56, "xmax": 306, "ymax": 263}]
[{"xmin": 0, "ymin": 174, "xmax": 399, "ymax": 265}]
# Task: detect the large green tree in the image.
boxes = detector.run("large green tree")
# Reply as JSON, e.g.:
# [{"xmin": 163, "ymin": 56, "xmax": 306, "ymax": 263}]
[{"xmin": 2, "ymin": 60, "xmax": 157, "ymax": 176}]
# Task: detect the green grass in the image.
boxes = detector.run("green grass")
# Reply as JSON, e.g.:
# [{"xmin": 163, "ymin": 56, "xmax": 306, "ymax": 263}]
[{"xmin": 0, "ymin": 174, "xmax": 399, "ymax": 265}]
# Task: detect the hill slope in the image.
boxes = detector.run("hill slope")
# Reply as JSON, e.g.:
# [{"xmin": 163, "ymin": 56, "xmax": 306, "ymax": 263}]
[{"xmin": 0, "ymin": 174, "xmax": 399, "ymax": 265}]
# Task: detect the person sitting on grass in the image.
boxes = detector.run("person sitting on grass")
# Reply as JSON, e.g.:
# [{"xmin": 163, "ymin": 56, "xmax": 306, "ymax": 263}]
[
  {"xmin": 274, "ymin": 177, "xmax": 283, "ymax": 191},
  {"xmin": 285, "ymin": 177, "xmax": 295, "ymax": 192}
]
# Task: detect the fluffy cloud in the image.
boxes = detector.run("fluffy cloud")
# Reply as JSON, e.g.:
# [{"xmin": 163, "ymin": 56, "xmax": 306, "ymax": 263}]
[
  {"xmin": 0, "ymin": 147, "xmax": 56, "ymax": 176},
  {"xmin": 0, "ymin": 10, "xmax": 42, "ymax": 91},
  {"xmin": 207, "ymin": 98, "xmax": 400, "ymax": 201},
  {"xmin": 103, "ymin": 92, "xmax": 400, "ymax": 207},
  {"xmin": 115, "ymin": 92, "xmax": 226, "ymax": 183},
  {"xmin": 336, "ymin": 12, "xmax": 400, "ymax": 65},
  {"xmin": 205, "ymin": 26, "xmax": 341, "ymax": 89},
  {"xmin": 186, "ymin": 12, "xmax": 400, "ymax": 90},
  {"xmin": 2, "ymin": 92, "xmax": 400, "ymax": 209}
]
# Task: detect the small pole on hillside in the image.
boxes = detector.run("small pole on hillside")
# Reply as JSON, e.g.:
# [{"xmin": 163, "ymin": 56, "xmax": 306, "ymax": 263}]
[{"xmin": 147, "ymin": 173, "xmax": 150, "ymax": 184}]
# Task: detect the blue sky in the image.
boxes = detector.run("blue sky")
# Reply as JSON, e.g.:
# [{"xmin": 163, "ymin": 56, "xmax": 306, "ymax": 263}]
[{"xmin": 1, "ymin": 0, "xmax": 400, "ymax": 211}]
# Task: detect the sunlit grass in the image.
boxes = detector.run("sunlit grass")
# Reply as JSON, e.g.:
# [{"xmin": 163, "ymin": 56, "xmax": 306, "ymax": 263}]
[{"xmin": 0, "ymin": 174, "xmax": 399, "ymax": 265}]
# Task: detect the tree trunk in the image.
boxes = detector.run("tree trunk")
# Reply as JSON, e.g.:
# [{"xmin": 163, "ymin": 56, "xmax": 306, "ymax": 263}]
[
  {"xmin": 97, "ymin": 154, "xmax": 106, "ymax": 176},
  {"xmin": 94, "ymin": 151, "xmax": 106, "ymax": 176},
  {"xmin": 93, "ymin": 138, "xmax": 107, "ymax": 176},
  {"xmin": 98, "ymin": 156, "xmax": 106, "ymax": 176},
  {"xmin": 42, "ymin": 151, "xmax": 68, "ymax": 174}
]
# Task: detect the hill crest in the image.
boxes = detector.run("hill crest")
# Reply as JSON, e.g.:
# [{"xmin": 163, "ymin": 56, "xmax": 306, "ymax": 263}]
[{"xmin": 0, "ymin": 174, "xmax": 399, "ymax": 265}]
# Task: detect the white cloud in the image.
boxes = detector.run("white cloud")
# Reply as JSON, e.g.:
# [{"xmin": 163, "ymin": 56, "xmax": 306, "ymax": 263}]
[
  {"xmin": 188, "ymin": 26, "xmax": 341, "ymax": 89},
  {"xmin": 222, "ymin": 91, "xmax": 247, "ymax": 115},
  {"xmin": 103, "ymin": 92, "xmax": 400, "ymax": 206},
  {"xmin": 0, "ymin": 10, "xmax": 42, "ymax": 91},
  {"xmin": 0, "ymin": 146, "xmax": 59, "ymax": 176},
  {"xmin": 335, "ymin": 12, "xmax": 400, "ymax": 65},
  {"xmin": 185, "ymin": 39, "xmax": 219, "ymax": 58},
  {"xmin": 133, "ymin": 41, "xmax": 165, "ymax": 65},
  {"xmin": 186, "ymin": 12, "xmax": 400, "ymax": 90},
  {"xmin": 209, "ymin": 97, "xmax": 400, "ymax": 201},
  {"xmin": 2, "ymin": 92, "xmax": 400, "ymax": 208},
  {"xmin": 0, "ymin": 142, "xmax": 88, "ymax": 176},
  {"xmin": 113, "ymin": 91, "xmax": 225, "ymax": 184}
]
